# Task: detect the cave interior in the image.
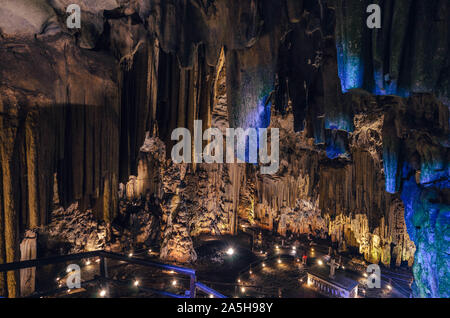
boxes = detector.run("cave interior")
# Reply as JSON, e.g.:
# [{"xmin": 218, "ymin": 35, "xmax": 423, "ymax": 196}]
[{"xmin": 0, "ymin": 0, "xmax": 449, "ymax": 299}]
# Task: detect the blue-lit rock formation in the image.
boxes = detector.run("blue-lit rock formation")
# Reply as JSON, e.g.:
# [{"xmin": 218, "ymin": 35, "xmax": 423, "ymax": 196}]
[
  {"xmin": 401, "ymin": 173, "xmax": 450, "ymax": 298},
  {"xmin": 275, "ymin": 0, "xmax": 354, "ymax": 157},
  {"xmin": 224, "ymin": 1, "xmax": 285, "ymax": 162},
  {"xmin": 382, "ymin": 105, "xmax": 402, "ymax": 194},
  {"xmin": 226, "ymin": 45, "xmax": 274, "ymax": 162},
  {"xmin": 335, "ymin": 0, "xmax": 450, "ymax": 105},
  {"xmin": 335, "ymin": 0, "xmax": 370, "ymax": 92},
  {"xmin": 226, "ymin": 42, "xmax": 275, "ymax": 132},
  {"xmin": 381, "ymin": 94, "xmax": 449, "ymax": 298},
  {"xmin": 325, "ymin": 130, "xmax": 350, "ymax": 159},
  {"xmin": 335, "ymin": 0, "xmax": 450, "ymax": 297}
]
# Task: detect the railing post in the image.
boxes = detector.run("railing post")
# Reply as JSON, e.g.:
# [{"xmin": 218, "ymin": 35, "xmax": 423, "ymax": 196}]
[
  {"xmin": 189, "ymin": 274, "xmax": 196, "ymax": 298},
  {"xmin": 99, "ymin": 256, "xmax": 110, "ymax": 296},
  {"xmin": 99, "ymin": 257, "xmax": 108, "ymax": 278}
]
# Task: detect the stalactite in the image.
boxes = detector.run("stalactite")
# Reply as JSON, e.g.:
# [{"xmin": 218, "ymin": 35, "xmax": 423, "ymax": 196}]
[
  {"xmin": 119, "ymin": 41, "xmax": 157, "ymax": 181},
  {"xmin": 155, "ymin": 44, "xmax": 220, "ymax": 162},
  {"xmin": 0, "ymin": 123, "xmax": 20, "ymax": 297},
  {"xmin": 25, "ymin": 113, "xmax": 39, "ymax": 229},
  {"xmin": 335, "ymin": 0, "xmax": 450, "ymax": 102},
  {"xmin": 383, "ymin": 108, "xmax": 402, "ymax": 194},
  {"xmin": 335, "ymin": 0, "xmax": 370, "ymax": 92}
]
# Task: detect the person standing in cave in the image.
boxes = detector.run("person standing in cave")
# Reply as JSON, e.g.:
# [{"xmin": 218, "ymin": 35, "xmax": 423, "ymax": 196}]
[{"xmin": 302, "ymin": 252, "xmax": 308, "ymax": 265}]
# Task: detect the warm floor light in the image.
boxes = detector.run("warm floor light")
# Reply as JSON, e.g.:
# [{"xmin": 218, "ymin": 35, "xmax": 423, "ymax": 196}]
[
  {"xmin": 134, "ymin": 280, "xmax": 140, "ymax": 287},
  {"xmin": 262, "ymin": 263, "xmax": 266, "ymax": 267},
  {"xmin": 387, "ymin": 285, "xmax": 392, "ymax": 291},
  {"xmin": 237, "ymin": 278, "xmax": 241, "ymax": 283},
  {"xmin": 249, "ymin": 270, "xmax": 253, "ymax": 274},
  {"xmin": 85, "ymin": 260, "xmax": 91, "ymax": 266},
  {"xmin": 226, "ymin": 248, "xmax": 235, "ymax": 256},
  {"xmin": 172, "ymin": 280, "xmax": 177, "ymax": 286},
  {"xmin": 318, "ymin": 260, "xmax": 323, "ymax": 266},
  {"xmin": 209, "ymin": 294, "xmax": 214, "ymax": 298},
  {"xmin": 241, "ymin": 287, "xmax": 246, "ymax": 293},
  {"xmin": 363, "ymin": 273, "xmax": 368, "ymax": 278},
  {"xmin": 99, "ymin": 289, "xmax": 106, "ymax": 297},
  {"xmin": 128, "ymin": 253, "xmax": 133, "ymax": 258},
  {"xmin": 277, "ymin": 259, "xmax": 282, "ymax": 264}
]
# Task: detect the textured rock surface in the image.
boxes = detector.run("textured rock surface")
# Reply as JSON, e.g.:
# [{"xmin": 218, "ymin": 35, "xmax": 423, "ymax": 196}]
[
  {"xmin": 0, "ymin": 0, "xmax": 60, "ymax": 37},
  {"xmin": 44, "ymin": 203, "xmax": 107, "ymax": 253},
  {"xmin": 126, "ymin": 64, "xmax": 418, "ymax": 270},
  {"xmin": 336, "ymin": 0, "xmax": 450, "ymax": 103},
  {"xmin": 0, "ymin": 0, "xmax": 448, "ymax": 298}
]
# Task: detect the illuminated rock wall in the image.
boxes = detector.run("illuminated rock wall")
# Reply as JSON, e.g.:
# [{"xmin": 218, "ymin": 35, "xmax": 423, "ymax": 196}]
[
  {"xmin": 0, "ymin": 0, "xmax": 448, "ymax": 298},
  {"xmin": 335, "ymin": 0, "xmax": 450, "ymax": 297},
  {"xmin": 0, "ymin": 36, "xmax": 122, "ymax": 297}
]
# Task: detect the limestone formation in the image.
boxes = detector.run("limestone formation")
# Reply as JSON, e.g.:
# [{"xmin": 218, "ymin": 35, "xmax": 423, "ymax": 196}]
[{"xmin": 0, "ymin": 0, "xmax": 448, "ymax": 298}]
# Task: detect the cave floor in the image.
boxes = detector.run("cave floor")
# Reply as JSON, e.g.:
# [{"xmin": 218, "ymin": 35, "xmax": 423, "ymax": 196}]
[{"xmin": 43, "ymin": 232, "xmax": 412, "ymax": 298}]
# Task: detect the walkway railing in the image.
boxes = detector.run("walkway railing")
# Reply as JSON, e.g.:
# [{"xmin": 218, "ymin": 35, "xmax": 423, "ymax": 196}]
[{"xmin": 0, "ymin": 250, "xmax": 226, "ymax": 298}]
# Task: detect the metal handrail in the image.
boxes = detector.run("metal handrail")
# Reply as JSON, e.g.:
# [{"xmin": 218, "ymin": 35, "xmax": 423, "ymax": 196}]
[
  {"xmin": 195, "ymin": 282, "xmax": 226, "ymax": 298},
  {"xmin": 0, "ymin": 251, "xmax": 195, "ymax": 275},
  {"xmin": 0, "ymin": 250, "xmax": 224, "ymax": 298},
  {"xmin": 0, "ymin": 251, "xmax": 101, "ymax": 272}
]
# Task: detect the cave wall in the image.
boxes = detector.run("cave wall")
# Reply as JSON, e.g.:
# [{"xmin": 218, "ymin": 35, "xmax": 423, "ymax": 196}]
[
  {"xmin": 247, "ymin": 96, "xmax": 417, "ymax": 269},
  {"xmin": 334, "ymin": 0, "xmax": 450, "ymax": 297},
  {"xmin": 336, "ymin": 0, "xmax": 450, "ymax": 102},
  {"xmin": 0, "ymin": 0, "xmax": 448, "ymax": 298},
  {"xmin": 0, "ymin": 3, "xmax": 156, "ymax": 297},
  {"xmin": 0, "ymin": 35, "xmax": 122, "ymax": 296}
]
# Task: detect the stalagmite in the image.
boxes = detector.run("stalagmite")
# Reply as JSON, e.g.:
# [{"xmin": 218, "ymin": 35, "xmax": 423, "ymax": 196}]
[{"xmin": 19, "ymin": 230, "xmax": 37, "ymax": 297}]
